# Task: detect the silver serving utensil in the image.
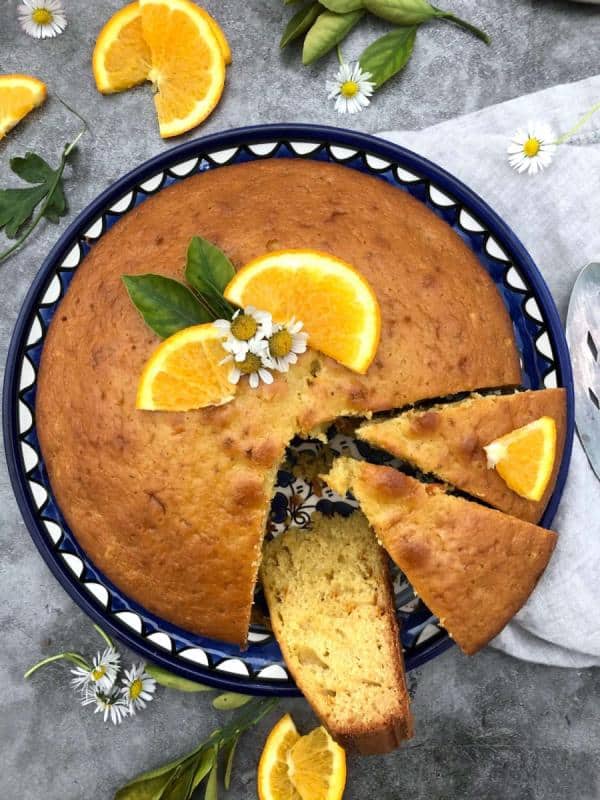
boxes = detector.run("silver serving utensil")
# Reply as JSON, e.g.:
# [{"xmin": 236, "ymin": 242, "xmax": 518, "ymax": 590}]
[{"xmin": 566, "ymin": 261, "xmax": 600, "ymax": 480}]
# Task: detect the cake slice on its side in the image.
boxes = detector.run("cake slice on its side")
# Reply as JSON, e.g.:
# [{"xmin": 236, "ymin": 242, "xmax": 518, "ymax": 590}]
[
  {"xmin": 260, "ymin": 512, "xmax": 413, "ymax": 755},
  {"xmin": 324, "ymin": 458, "xmax": 557, "ymax": 655},
  {"xmin": 357, "ymin": 389, "xmax": 567, "ymax": 523}
]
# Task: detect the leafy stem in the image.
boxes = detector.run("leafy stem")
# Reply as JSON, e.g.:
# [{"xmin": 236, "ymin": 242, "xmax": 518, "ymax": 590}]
[
  {"xmin": 0, "ymin": 96, "xmax": 88, "ymax": 265},
  {"xmin": 93, "ymin": 623, "xmax": 115, "ymax": 650},
  {"xmin": 115, "ymin": 697, "xmax": 279, "ymax": 799},
  {"xmin": 433, "ymin": 9, "xmax": 490, "ymax": 44}
]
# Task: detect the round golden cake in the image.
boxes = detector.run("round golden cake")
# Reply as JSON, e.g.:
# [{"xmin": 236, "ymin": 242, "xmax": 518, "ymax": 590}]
[{"xmin": 36, "ymin": 159, "xmax": 521, "ymax": 646}]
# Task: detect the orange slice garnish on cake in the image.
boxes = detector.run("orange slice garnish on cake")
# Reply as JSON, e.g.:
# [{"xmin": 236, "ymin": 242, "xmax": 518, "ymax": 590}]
[
  {"xmin": 136, "ymin": 323, "xmax": 234, "ymax": 411},
  {"xmin": 224, "ymin": 250, "xmax": 381, "ymax": 374},
  {"xmin": 0, "ymin": 74, "xmax": 47, "ymax": 140},
  {"xmin": 484, "ymin": 415, "xmax": 556, "ymax": 501},
  {"xmin": 257, "ymin": 714, "xmax": 302, "ymax": 800},
  {"xmin": 92, "ymin": 0, "xmax": 228, "ymax": 137}
]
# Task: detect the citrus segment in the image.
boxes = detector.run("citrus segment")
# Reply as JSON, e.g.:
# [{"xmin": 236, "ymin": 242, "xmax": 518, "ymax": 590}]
[
  {"xmin": 139, "ymin": 0, "xmax": 225, "ymax": 138},
  {"xmin": 136, "ymin": 323, "xmax": 234, "ymax": 411},
  {"xmin": 257, "ymin": 714, "xmax": 302, "ymax": 800},
  {"xmin": 287, "ymin": 726, "xmax": 346, "ymax": 800},
  {"xmin": 93, "ymin": 2, "xmax": 151, "ymax": 94},
  {"xmin": 0, "ymin": 74, "xmax": 47, "ymax": 139},
  {"xmin": 224, "ymin": 250, "xmax": 381, "ymax": 374},
  {"xmin": 484, "ymin": 415, "xmax": 557, "ymax": 501}
]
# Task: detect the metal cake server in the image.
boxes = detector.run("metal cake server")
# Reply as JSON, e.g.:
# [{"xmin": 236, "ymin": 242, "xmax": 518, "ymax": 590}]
[{"xmin": 566, "ymin": 261, "xmax": 600, "ymax": 480}]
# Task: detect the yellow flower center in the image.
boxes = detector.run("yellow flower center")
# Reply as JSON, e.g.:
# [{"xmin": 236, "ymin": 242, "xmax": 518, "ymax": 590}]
[
  {"xmin": 32, "ymin": 8, "xmax": 53, "ymax": 24},
  {"xmin": 238, "ymin": 353, "xmax": 262, "ymax": 375},
  {"xmin": 523, "ymin": 138, "xmax": 541, "ymax": 158},
  {"xmin": 340, "ymin": 80, "xmax": 359, "ymax": 98},
  {"xmin": 91, "ymin": 665, "xmax": 106, "ymax": 681},
  {"xmin": 129, "ymin": 678, "xmax": 143, "ymax": 700},
  {"xmin": 269, "ymin": 330, "xmax": 293, "ymax": 358},
  {"xmin": 230, "ymin": 314, "xmax": 258, "ymax": 341}
]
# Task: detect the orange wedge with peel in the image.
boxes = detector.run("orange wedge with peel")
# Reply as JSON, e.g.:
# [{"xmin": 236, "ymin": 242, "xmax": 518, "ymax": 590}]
[
  {"xmin": 484, "ymin": 415, "xmax": 557, "ymax": 501},
  {"xmin": 0, "ymin": 74, "xmax": 47, "ymax": 140},
  {"xmin": 224, "ymin": 250, "xmax": 381, "ymax": 375},
  {"xmin": 93, "ymin": 2, "xmax": 151, "ymax": 94},
  {"xmin": 287, "ymin": 726, "xmax": 346, "ymax": 800},
  {"xmin": 136, "ymin": 323, "xmax": 234, "ymax": 411},
  {"xmin": 92, "ymin": 0, "xmax": 229, "ymax": 136},
  {"xmin": 140, "ymin": 0, "xmax": 225, "ymax": 137},
  {"xmin": 257, "ymin": 714, "xmax": 302, "ymax": 800}
]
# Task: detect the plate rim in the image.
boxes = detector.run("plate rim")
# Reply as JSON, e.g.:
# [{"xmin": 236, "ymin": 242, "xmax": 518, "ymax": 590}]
[{"xmin": 3, "ymin": 123, "xmax": 574, "ymax": 696}]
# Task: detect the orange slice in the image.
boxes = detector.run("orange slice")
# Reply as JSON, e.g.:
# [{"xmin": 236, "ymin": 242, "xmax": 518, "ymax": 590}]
[
  {"xmin": 484, "ymin": 415, "xmax": 557, "ymax": 501},
  {"xmin": 136, "ymin": 323, "xmax": 234, "ymax": 411},
  {"xmin": 258, "ymin": 714, "xmax": 302, "ymax": 800},
  {"xmin": 224, "ymin": 250, "xmax": 381, "ymax": 374},
  {"xmin": 93, "ymin": 2, "xmax": 151, "ymax": 94},
  {"xmin": 139, "ymin": 0, "xmax": 225, "ymax": 138},
  {"xmin": 0, "ymin": 74, "xmax": 47, "ymax": 140},
  {"xmin": 92, "ymin": 1, "xmax": 230, "ymax": 96},
  {"xmin": 287, "ymin": 726, "xmax": 346, "ymax": 800}
]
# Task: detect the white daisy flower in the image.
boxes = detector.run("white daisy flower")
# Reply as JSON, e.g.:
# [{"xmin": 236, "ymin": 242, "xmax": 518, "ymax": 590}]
[
  {"xmin": 224, "ymin": 338, "xmax": 274, "ymax": 389},
  {"xmin": 326, "ymin": 62, "xmax": 374, "ymax": 115},
  {"xmin": 120, "ymin": 662, "xmax": 156, "ymax": 714},
  {"xmin": 82, "ymin": 686, "xmax": 129, "ymax": 726},
  {"xmin": 18, "ymin": 0, "xmax": 67, "ymax": 39},
  {"xmin": 214, "ymin": 306, "xmax": 273, "ymax": 361},
  {"xmin": 267, "ymin": 318, "xmax": 309, "ymax": 373},
  {"xmin": 507, "ymin": 121, "xmax": 557, "ymax": 176},
  {"xmin": 70, "ymin": 646, "xmax": 120, "ymax": 693}
]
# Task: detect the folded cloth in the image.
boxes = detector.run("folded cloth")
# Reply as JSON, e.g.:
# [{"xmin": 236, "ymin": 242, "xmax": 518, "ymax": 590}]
[{"xmin": 378, "ymin": 74, "xmax": 600, "ymax": 668}]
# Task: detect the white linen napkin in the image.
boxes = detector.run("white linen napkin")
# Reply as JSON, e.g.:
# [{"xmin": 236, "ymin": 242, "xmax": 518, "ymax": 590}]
[{"xmin": 378, "ymin": 74, "xmax": 600, "ymax": 668}]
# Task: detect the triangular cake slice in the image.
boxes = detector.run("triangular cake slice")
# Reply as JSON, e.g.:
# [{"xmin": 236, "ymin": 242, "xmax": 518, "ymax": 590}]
[
  {"xmin": 357, "ymin": 389, "xmax": 567, "ymax": 523},
  {"xmin": 260, "ymin": 512, "xmax": 413, "ymax": 754},
  {"xmin": 324, "ymin": 458, "xmax": 557, "ymax": 655}
]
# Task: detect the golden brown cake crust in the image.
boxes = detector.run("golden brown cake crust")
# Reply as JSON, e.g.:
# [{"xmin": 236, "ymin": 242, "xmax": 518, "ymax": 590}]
[
  {"xmin": 358, "ymin": 389, "xmax": 567, "ymax": 523},
  {"xmin": 36, "ymin": 159, "xmax": 521, "ymax": 645},
  {"xmin": 324, "ymin": 459, "xmax": 557, "ymax": 655}
]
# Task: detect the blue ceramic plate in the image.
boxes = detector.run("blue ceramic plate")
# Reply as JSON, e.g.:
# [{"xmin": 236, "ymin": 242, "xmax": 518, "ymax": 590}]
[{"xmin": 3, "ymin": 125, "xmax": 574, "ymax": 696}]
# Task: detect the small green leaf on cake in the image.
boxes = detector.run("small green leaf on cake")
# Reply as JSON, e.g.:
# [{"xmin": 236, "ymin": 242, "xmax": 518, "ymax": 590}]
[{"xmin": 122, "ymin": 274, "xmax": 213, "ymax": 339}]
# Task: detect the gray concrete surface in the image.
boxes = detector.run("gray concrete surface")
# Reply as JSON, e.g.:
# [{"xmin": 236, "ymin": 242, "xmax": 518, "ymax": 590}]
[{"xmin": 1, "ymin": 1, "xmax": 600, "ymax": 798}]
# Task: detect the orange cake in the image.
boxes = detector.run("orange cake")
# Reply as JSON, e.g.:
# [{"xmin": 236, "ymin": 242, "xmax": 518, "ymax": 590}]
[
  {"xmin": 324, "ymin": 458, "xmax": 557, "ymax": 655},
  {"xmin": 261, "ymin": 512, "xmax": 413, "ymax": 754},
  {"xmin": 358, "ymin": 389, "xmax": 566, "ymax": 522},
  {"xmin": 36, "ymin": 158, "xmax": 521, "ymax": 645}
]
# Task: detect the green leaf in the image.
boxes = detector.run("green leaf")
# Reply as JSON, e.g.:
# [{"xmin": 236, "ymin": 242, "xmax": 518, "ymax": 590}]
[
  {"xmin": 161, "ymin": 760, "xmax": 197, "ymax": 800},
  {"xmin": 302, "ymin": 9, "xmax": 364, "ymax": 64},
  {"xmin": 122, "ymin": 274, "xmax": 212, "ymax": 339},
  {"xmin": 320, "ymin": 0, "xmax": 363, "ymax": 10},
  {"xmin": 212, "ymin": 693, "xmax": 252, "ymax": 711},
  {"xmin": 191, "ymin": 749, "xmax": 217, "ymax": 792},
  {"xmin": 185, "ymin": 236, "xmax": 235, "ymax": 296},
  {"xmin": 0, "ymin": 151, "xmax": 68, "ymax": 238},
  {"xmin": 114, "ymin": 771, "xmax": 176, "ymax": 800},
  {"xmin": 146, "ymin": 663, "xmax": 213, "ymax": 693},
  {"xmin": 204, "ymin": 762, "xmax": 218, "ymax": 800},
  {"xmin": 359, "ymin": 25, "xmax": 418, "ymax": 88},
  {"xmin": 0, "ymin": 184, "xmax": 48, "ymax": 239},
  {"xmin": 364, "ymin": 0, "xmax": 435, "ymax": 24},
  {"xmin": 280, "ymin": 2, "xmax": 322, "ymax": 49},
  {"xmin": 223, "ymin": 736, "xmax": 239, "ymax": 790}
]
